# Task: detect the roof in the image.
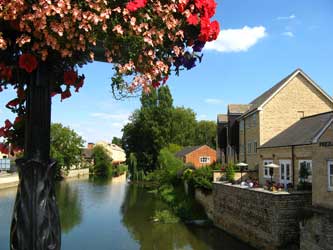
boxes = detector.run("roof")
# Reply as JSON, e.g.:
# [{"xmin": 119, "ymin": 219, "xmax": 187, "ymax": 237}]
[
  {"xmin": 82, "ymin": 148, "xmax": 93, "ymax": 158},
  {"xmin": 175, "ymin": 146, "xmax": 203, "ymax": 158},
  {"xmin": 228, "ymin": 104, "xmax": 251, "ymax": 114},
  {"xmin": 240, "ymin": 68, "xmax": 333, "ymax": 118},
  {"xmin": 217, "ymin": 114, "xmax": 228, "ymax": 123},
  {"xmin": 260, "ymin": 112, "xmax": 333, "ymax": 148}
]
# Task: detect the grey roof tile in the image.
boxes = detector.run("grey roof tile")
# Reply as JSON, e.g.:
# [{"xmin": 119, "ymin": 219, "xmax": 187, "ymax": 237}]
[{"xmin": 260, "ymin": 112, "xmax": 333, "ymax": 148}]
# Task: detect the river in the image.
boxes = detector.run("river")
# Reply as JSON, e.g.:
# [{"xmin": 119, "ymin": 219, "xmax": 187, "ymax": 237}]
[{"xmin": 0, "ymin": 175, "xmax": 254, "ymax": 250}]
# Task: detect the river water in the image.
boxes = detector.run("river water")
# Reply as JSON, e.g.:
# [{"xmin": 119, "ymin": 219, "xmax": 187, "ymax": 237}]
[{"xmin": 0, "ymin": 175, "xmax": 254, "ymax": 250}]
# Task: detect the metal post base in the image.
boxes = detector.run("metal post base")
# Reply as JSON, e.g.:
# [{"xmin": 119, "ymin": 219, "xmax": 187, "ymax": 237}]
[{"xmin": 10, "ymin": 159, "xmax": 61, "ymax": 250}]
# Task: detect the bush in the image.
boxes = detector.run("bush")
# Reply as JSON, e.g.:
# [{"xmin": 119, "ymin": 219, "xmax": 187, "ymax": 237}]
[
  {"xmin": 91, "ymin": 145, "xmax": 113, "ymax": 177},
  {"xmin": 153, "ymin": 210, "xmax": 179, "ymax": 224},
  {"xmin": 113, "ymin": 164, "xmax": 128, "ymax": 177},
  {"xmin": 225, "ymin": 163, "xmax": 235, "ymax": 183}
]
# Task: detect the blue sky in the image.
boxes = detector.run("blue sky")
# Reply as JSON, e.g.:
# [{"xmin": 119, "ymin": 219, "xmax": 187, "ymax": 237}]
[{"xmin": 1, "ymin": 0, "xmax": 333, "ymax": 144}]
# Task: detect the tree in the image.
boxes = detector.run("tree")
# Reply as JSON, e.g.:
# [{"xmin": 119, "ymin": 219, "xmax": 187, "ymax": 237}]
[
  {"xmin": 111, "ymin": 137, "xmax": 122, "ymax": 147},
  {"xmin": 170, "ymin": 107, "xmax": 197, "ymax": 146},
  {"xmin": 50, "ymin": 123, "xmax": 85, "ymax": 177},
  {"xmin": 91, "ymin": 145, "xmax": 113, "ymax": 177},
  {"xmin": 0, "ymin": 1, "xmax": 219, "ymax": 248},
  {"xmin": 194, "ymin": 120, "xmax": 217, "ymax": 148}
]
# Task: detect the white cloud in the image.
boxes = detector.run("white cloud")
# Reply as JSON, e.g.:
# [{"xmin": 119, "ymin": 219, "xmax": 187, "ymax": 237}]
[
  {"xmin": 204, "ymin": 98, "xmax": 223, "ymax": 104},
  {"xmin": 282, "ymin": 31, "xmax": 294, "ymax": 37},
  {"xmin": 277, "ymin": 14, "xmax": 296, "ymax": 20},
  {"xmin": 205, "ymin": 26, "xmax": 267, "ymax": 53},
  {"xmin": 90, "ymin": 112, "xmax": 130, "ymax": 121}
]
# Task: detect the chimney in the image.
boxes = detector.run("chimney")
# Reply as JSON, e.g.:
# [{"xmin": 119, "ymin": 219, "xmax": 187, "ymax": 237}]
[{"xmin": 87, "ymin": 143, "xmax": 95, "ymax": 150}]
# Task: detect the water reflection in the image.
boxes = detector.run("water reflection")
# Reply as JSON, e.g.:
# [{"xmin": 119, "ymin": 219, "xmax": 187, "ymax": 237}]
[
  {"xmin": 121, "ymin": 184, "xmax": 255, "ymax": 250},
  {"xmin": 56, "ymin": 180, "xmax": 83, "ymax": 234},
  {"xmin": 0, "ymin": 175, "xmax": 255, "ymax": 250}
]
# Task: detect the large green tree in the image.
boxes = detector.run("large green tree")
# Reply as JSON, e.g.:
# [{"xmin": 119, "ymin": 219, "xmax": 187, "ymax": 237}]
[
  {"xmin": 50, "ymin": 123, "xmax": 84, "ymax": 175},
  {"xmin": 194, "ymin": 121, "xmax": 217, "ymax": 149}
]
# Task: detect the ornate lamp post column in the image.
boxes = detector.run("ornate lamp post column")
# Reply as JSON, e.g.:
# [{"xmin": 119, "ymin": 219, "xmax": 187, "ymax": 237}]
[{"xmin": 10, "ymin": 63, "xmax": 61, "ymax": 250}]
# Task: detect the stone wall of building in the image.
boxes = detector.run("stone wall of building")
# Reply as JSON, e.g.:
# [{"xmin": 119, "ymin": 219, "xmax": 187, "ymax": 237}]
[
  {"xmin": 260, "ymin": 74, "xmax": 333, "ymax": 146},
  {"xmin": 312, "ymin": 123, "xmax": 333, "ymax": 209},
  {"xmin": 300, "ymin": 207, "xmax": 333, "ymax": 250},
  {"xmin": 213, "ymin": 183, "xmax": 312, "ymax": 250}
]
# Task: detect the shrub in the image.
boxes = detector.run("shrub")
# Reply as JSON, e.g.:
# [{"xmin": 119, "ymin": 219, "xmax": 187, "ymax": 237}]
[
  {"xmin": 153, "ymin": 210, "xmax": 179, "ymax": 224},
  {"xmin": 91, "ymin": 145, "xmax": 113, "ymax": 177},
  {"xmin": 225, "ymin": 163, "xmax": 235, "ymax": 183}
]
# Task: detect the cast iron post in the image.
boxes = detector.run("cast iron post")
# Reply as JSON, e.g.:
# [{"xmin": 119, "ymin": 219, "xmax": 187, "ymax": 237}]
[{"xmin": 10, "ymin": 63, "xmax": 61, "ymax": 250}]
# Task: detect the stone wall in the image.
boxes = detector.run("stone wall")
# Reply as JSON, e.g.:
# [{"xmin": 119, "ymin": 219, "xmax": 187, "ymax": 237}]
[
  {"xmin": 213, "ymin": 182, "xmax": 312, "ymax": 250},
  {"xmin": 194, "ymin": 189, "xmax": 214, "ymax": 220},
  {"xmin": 300, "ymin": 207, "xmax": 333, "ymax": 250},
  {"xmin": 63, "ymin": 168, "xmax": 90, "ymax": 179}
]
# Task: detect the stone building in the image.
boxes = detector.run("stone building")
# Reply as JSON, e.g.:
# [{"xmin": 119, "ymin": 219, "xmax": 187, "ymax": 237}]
[
  {"xmin": 238, "ymin": 68, "xmax": 333, "ymax": 170},
  {"xmin": 175, "ymin": 145, "xmax": 216, "ymax": 168},
  {"xmin": 96, "ymin": 141, "xmax": 126, "ymax": 164},
  {"xmin": 258, "ymin": 111, "xmax": 333, "ymax": 193},
  {"xmin": 216, "ymin": 104, "xmax": 250, "ymax": 164}
]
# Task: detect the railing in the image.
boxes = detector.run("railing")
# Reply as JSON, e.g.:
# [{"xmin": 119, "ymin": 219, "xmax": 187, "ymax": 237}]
[{"xmin": 0, "ymin": 159, "xmax": 10, "ymax": 171}]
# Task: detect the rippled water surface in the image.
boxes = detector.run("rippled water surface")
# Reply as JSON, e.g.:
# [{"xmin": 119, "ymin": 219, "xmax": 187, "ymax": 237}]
[{"xmin": 0, "ymin": 175, "xmax": 254, "ymax": 250}]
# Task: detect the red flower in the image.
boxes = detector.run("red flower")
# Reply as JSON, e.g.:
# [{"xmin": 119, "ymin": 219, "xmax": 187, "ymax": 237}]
[
  {"xmin": 6, "ymin": 98, "xmax": 20, "ymax": 108},
  {"xmin": 0, "ymin": 143, "xmax": 9, "ymax": 155},
  {"xmin": 152, "ymin": 81, "xmax": 160, "ymax": 88},
  {"xmin": 198, "ymin": 18, "xmax": 220, "ymax": 42},
  {"xmin": 162, "ymin": 75, "xmax": 169, "ymax": 85},
  {"xmin": 4, "ymin": 119, "xmax": 12, "ymax": 129},
  {"xmin": 19, "ymin": 53, "xmax": 38, "ymax": 73},
  {"xmin": 14, "ymin": 116, "xmax": 22, "ymax": 125},
  {"xmin": 195, "ymin": 0, "xmax": 217, "ymax": 18},
  {"xmin": 177, "ymin": 0, "xmax": 189, "ymax": 13},
  {"xmin": 75, "ymin": 77, "xmax": 84, "ymax": 92},
  {"xmin": 17, "ymin": 88, "xmax": 25, "ymax": 100},
  {"xmin": 64, "ymin": 70, "xmax": 78, "ymax": 85},
  {"xmin": 0, "ymin": 63, "xmax": 12, "ymax": 81},
  {"xmin": 126, "ymin": 0, "xmax": 147, "ymax": 12},
  {"xmin": 61, "ymin": 89, "xmax": 72, "ymax": 101},
  {"xmin": 187, "ymin": 14, "xmax": 199, "ymax": 25},
  {"xmin": 0, "ymin": 127, "xmax": 5, "ymax": 137}
]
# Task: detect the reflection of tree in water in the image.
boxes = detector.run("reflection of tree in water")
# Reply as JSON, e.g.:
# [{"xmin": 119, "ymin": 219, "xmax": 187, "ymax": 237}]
[
  {"xmin": 121, "ymin": 184, "xmax": 210, "ymax": 250},
  {"xmin": 56, "ymin": 181, "xmax": 82, "ymax": 234}
]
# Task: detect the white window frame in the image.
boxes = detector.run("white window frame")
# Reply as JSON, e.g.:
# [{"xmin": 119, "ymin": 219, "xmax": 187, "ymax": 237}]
[
  {"xmin": 199, "ymin": 156, "xmax": 211, "ymax": 164},
  {"xmin": 263, "ymin": 160, "xmax": 273, "ymax": 178},
  {"xmin": 328, "ymin": 161, "xmax": 333, "ymax": 191},
  {"xmin": 298, "ymin": 160, "xmax": 312, "ymax": 183}
]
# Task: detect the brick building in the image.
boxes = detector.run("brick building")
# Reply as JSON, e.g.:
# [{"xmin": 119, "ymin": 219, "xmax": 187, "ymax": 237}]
[{"xmin": 175, "ymin": 145, "xmax": 216, "ymax": 168}]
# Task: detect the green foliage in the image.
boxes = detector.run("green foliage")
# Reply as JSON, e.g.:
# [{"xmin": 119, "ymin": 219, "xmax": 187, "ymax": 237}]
[
  {"xmin": 166, "ymin": 144, "xmax": 183, "ymax": 154},
  {"xmin": 113, "ymin": 164, "xmax": 128, "ymax": 177},
  {"xmin": 194, "ymin": 120, "xmax": 217, "ymax": 149},
  {"xmin": 190, "ymin": 167, "xmax": 213, "ymax": 191},
  {"xmin": 91, "ymin": 145, "xmax": 113, "ymax": 177},
  {"xmin": 50, "ymin": 123, "xmax": 85, "ymax": 178},
  {"xmin": 153, "ymin": 210, "xmax": 179, "ymax": 224},
  {"xmin": 226, "ymin": 163, "xmax": 235, "ymax": 183},
  {"xmin": 111, "ymin": 137, "xmax": 122, "ymax": 147},
  {"xmin": 299, "ymin": 163, "xmax": 311, "ymax": 183}
]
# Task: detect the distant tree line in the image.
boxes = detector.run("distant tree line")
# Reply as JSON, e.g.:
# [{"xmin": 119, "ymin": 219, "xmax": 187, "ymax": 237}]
[{"xmin": 121, "ymin": 86, "xmax": 216, "ymax": 172}]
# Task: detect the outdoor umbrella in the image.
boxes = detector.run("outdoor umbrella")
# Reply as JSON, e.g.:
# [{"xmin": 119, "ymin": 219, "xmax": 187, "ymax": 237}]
[
  {"xmin": 266, "ymin": 163, "xmax": 280, "ymax": 184},
  {"xmin": 236, "ymin": 162, "xmax": 248, "ymax": 182}
]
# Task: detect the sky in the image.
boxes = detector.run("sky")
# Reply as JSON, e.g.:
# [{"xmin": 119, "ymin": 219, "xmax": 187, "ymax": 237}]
[{"xmin": 1, "ymin": 0, "xmax": 333, "ymax": 144}]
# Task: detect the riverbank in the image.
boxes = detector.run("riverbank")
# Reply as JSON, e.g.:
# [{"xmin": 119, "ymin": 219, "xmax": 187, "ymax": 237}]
[{"xmin": 0, "ymin": 168, "xmax": 91, "ymax": 190}]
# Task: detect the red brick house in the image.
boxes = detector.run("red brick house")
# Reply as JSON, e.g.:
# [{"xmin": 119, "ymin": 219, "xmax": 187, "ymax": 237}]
[{"xmin": 175, "ymin": 145, "xmax": 216, "ymax": 168}]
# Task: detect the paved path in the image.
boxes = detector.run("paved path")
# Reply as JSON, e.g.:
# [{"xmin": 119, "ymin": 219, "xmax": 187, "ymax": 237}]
[{"xmin": 0, "ymin": 172, "xmax": 19, "ymax": 189}]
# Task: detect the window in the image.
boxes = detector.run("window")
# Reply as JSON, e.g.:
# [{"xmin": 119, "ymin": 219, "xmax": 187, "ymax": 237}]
[
  {"xmin": 240, "ymin": 144, "xmax": 244, "ymax": 154},
  {"xmin": 252, "ymin": 113, "xmax": 257, "ymax": 127},
  {"xmin": 328, "ymin": 161, "xmax": 333, "ymax": 191},
  {"xmin": 200, "ymin": 156, "xmax": 211, "ymax": 164},
  {"xmin": 253, "ymin": 141, "xmax": 257, "ymax": 153},
  {"xmin": 246, "ymin": 117, "xmax": 251, "ymax": 128},
  {"xmin": 299, "ymin": 160, "xmax": 312, "ymax": 183},
  {"xmin": 247, "ymin": 142, "xmax": 252, "ymax": 154},
  {"xmin": 240, "ymin": 120, "xmax": 244, "ymax": 131},
  {"xmin": 263, "ymin": 160, "xmax": 273, "ymax": 178}
]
